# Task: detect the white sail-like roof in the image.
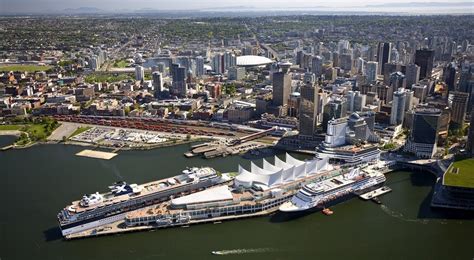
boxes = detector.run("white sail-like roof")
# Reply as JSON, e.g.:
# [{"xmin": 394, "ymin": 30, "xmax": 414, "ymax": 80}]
[
  {"xmin": 274, "ymin": 156, "xmax": 293, "ymax": 170},
  {"xmin": 234, "ymin": 154, "xmax": 330, "ymax": 190}
]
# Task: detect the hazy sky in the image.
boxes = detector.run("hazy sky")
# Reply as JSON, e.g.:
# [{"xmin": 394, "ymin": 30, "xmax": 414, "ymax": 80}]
[{"xmin": 0, "ymin": 0, "xmax": 472, "ymax": 13}]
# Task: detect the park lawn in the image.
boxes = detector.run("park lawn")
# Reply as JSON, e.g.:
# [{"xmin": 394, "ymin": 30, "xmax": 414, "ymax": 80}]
[
  {"xmin": 69, "ymin": 126, "xmax": 91, "ymax": 138},
  {"xmin": 443, "ymin": 158, "xmax": 474, "ymax": 188},
  {"xmin": 114, "ymin": 60, "xmax": 129, "ymax": 68},
  {"xmin": 0, "ymin": 64, "xmax": 52, "ymax": 72},
  {"xmin": 0, "ymin": 125, "xmax": 23, "ymax": 131}
]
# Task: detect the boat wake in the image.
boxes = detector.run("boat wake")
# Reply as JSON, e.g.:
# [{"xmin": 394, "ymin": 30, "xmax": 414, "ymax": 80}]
[
  {"xmin": 380, "ymin": 205, "xmax": 430, "ymax": 224},
  {"xmin": 211, "ymin": 248, "xmax": 276, "ymax": 255}
]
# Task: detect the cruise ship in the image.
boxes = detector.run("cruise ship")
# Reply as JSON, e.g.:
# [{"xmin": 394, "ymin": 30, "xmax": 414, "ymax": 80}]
[
  {"xmin": 123, "ymin": 154, "xmax": 339, "ymax": 230},
  {"xmin": 279, "ymin": 167, "xmax": 386, "ymax": 213},
  {"xmin": 58, "ymin": 167, "xmax": 229, "ymax": 236}
]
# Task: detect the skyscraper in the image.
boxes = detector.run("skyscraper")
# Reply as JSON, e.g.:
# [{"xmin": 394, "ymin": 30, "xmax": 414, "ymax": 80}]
[
  {"xmin": 212, "ymin": 53, "xmax": 224, "ymax": 74},
  {"xmin": 195, "ymin": 56, "xmax": 205, "ymax": 77},
  {"xmin": 377, "ymin": 42, "xmax": 392, "ymax": 75},
  {"xmin": 450, "ymin": 91, "xmax": 469, "ymax": 125},
  {"xmin": 152, "ymin": 72, "xmax": 163, "ymax": 93},
  {"xmin": 404, "ymin": 108, "xmax": 441, "ymax": 158},
  {"xmin": 171, "ymin": 63, "xmax": 187, "ymax": 97},
  {"xmin": 415, "ymin": 49, "xmax": 435, "ymax": 79},
  {"xmin": 272, "ymin": 70, "xmax": 291, "ymax": 107},
  {"xmin": 299, "ymin": 83, "xmax": 319, "ymax": 137},
  {"xmin": 390, "ymin": 88, "xmax": 407, "ymax": 125},
  {"xmin": 366, "ymin": 61, "xmax": 378, "ymax": 84},
  {"xmin": 467, "ymin": 107, "xmax": 474, "ymax": 157},
  {"xmin": 135, "ymin": 65, "xmax": 145, "ymax": 81},
  {"xmin": 443, "ymin": 61, "xmax": 457, "ymax": 91},
  {"xmin": 405, "ymin": 64, "xmax": 420, "ymax": 88},
  {"xmin": 311, "ymin": 56, "xmax": 323, "ymax": 78}
]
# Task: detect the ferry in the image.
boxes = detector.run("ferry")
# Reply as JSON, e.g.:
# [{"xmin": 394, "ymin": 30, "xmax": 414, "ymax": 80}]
[
  {"xmin": 279, "ymin": 167, "xmax": 386, "ymax": 213},
  {"xmin": 57, "ymin": 167, "xmax": 231, "ymax": 236}
]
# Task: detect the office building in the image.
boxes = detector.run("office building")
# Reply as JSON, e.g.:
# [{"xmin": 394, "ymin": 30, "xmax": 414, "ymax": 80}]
[
  {"xmin": 228, "ymin": 67, "xmax": 246, "ymax": 81},
  {"xmin": 299, "ymin": 83, "xmax": 319, "ymax": 137},
  {"xmin": 195, "ymin": 56, "xmax": 205, "ymax": 77},
  {"xmin": 171, "ymin": 63, "xmax": 187, "ymax": 97},
  {"xmin": 467, "ymin": 107, "xmax": 474, "ymax": 156},
  {"xmin": 405, "ymin": 64, "xmax": 420, "ymax": 88},
  {"xmin": 366, "ymin": 61, "xmax": 378, "ymax": 84},
  {"xmin": 135, "ymin": 65, "xmax": 145, "ymax": 81},
  {"xmin": 272, "ymin": 70, "xmax": 292, "ymax": 107},
  {"xmin": 377, "ymin": 42, "xmax": 392, "ymax": 75},
  {"xmin": 311, "ymin": 56, "xmax": 323, "ymax": 78},
  {"xmin": 404, "ymin": 108, "xmax": 441, "ymax": 158},
  {"xmin": 390, "ymin": 88, "xmax": 407, "ymax": 125},
  {"xmin": 443, "ymin": 62, "xmax": 457, "ymax": 91},
  {"xmin": 450, "ymin": 91, "xmax": 469, "ymax": 125},
  {"xmin": 415, "ymin": 49, "xmax": 435, "ymax": 79},
  {"xmin": 212, "ymin": 53, "xmax": 224, "ymax": 74},
  {"xmin": 152, "ymin": 72, "xmax": 163, "ymax": 93}
]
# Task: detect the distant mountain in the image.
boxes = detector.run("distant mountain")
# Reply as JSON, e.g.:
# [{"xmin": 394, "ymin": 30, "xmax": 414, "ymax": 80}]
[
  {"xmin": 63, "ymin": 7, "xmax": 105, "ymax": 13},
  {"xmin": 365, "ymin": 2, "xmax": 473, "ymax": 8}
]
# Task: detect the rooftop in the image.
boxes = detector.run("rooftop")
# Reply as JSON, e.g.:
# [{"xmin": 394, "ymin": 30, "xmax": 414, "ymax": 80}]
[
  {"xmin": 236, "ymin": 55, "xmax": 274, "ymax": 67},
  {"xmin": 443, "ymin": 158, "xmax": 474, "ymax": 189}
]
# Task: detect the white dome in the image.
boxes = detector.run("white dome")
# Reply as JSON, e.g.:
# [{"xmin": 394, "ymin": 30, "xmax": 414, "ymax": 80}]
[{"xmin": 236, "ymin": 55, "xmax": 274, "ymax": 67}]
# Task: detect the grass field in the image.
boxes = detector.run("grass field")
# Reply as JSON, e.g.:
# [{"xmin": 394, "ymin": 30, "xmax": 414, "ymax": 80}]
[
  {"xmin": 443, "ymin": 158, "xmax": 474, "ymax": 188},
  {"xmin": 113, "ymin": 60, "xmax": 129, "ymax": 68},
  {"xmin": 0, "ymin": 125, "xmax": 22, "ymax": 131},
  {"xmin": 0, "ymin": 65, "xmax": 52, "ymax": 72},
  {"xmin": 69, "ymin": 126, "xmax": 91, "ymax": 138}
]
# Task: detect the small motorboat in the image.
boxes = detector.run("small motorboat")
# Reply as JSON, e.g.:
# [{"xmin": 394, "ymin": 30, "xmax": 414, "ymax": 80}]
[{"xmin": 322, "ymin": 208, "xmax": 334, "ymax": 215}]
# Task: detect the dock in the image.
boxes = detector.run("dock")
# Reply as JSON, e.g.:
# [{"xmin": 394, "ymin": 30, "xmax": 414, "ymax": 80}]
[
  {"xmin": 65, "ymin": 206, "xmax": 279, "ymax": 240},
  {"xmin": 76, "ymin": 149, "xmax": 118, "ymax": 160},
  {"xmin": 359, "ymin": 186, "xmax": 392, "ymax": 200}
]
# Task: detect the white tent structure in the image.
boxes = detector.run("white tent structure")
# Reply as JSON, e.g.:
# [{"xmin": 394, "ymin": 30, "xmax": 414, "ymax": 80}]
[{"xmin": 234, "ymin": 153, "xmax": 331, "ymax": 190}]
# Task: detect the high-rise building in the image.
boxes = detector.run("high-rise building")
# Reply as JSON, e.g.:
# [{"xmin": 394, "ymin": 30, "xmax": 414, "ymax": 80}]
[
  {"xmin": 311, "ymin": 56, "xmax": 323, "ymax": 78},
  {"xmin": 299, "ymin": 83, "xmax": 319, "ymax": 137},
  {"xmin": 405, "ymin": 64, "xmax": 420, "ymax": 88},
  {"xmin": 390, "ymin": 88, "xmax": 407, "ymax": 125},
  {"xmin": 339, "ymin": 54, "xmax": 352, "ymax": 71},
  {"xmin": 404, "ymin": 108, "xmax": 441, "ymax": 158},
  {"xmin": 228, "ymin": 67, "xmax": 245, "ymax": 81},
  {"xmin": 272, "ymin": 70, "xmax": 291, "ymax": 107},
  {"xmin": 450, "ymin": 91, "xmax": 469, "ymax": 125},
  {"xmin": 195, "ymin": 56, "xmax": 205, "ymax": 77},
  {"xmin": 467, "ymin": 107, "xmax": 474, "ymax": 157},
  {"xmin": 377, "ymin": 42, "xmax": 392, "ymax": 75},
  {"xmin": 415, "ymin": 49, "xmax": 435, "ymax": 79},
  {"xmin": 389, "ymin": 71, "xmax": 406, "ymax": 90},
  {"xmin": 366, "ymin": 61, "xmax": 378, "ymax": 83},
  {"xmin": 322, "ymin": 96, "xmax": 348, "ymax": 131},
  {"xmin": 171, "ymin": 63, "xmax": 187, "ymax": 97},
  {"xmin": 223, "ymin": 52, "xmax": 236, "ymax": 71},
  {"xmin": 443, "ymin": 61, "xmax": 457, "ymax": 91},
  {"xmin": 135, "ymin": 65, "xmax": 145, "ymax": 81},
  {"xmin": 212, "ymin": 53, "xmax": 224, "ymax": 74},
  {"xmin": 412, "ymin": 83, "xmax": 428, "ymax": 103},
  {"xmin": 152, "ymin": 72, "xmax": 163, "ymax": 93}
]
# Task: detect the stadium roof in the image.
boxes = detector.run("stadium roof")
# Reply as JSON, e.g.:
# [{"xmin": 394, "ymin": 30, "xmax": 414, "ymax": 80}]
[{"xmin": 236, "ymin": 55, "xmax": 274, "ymax": 67}]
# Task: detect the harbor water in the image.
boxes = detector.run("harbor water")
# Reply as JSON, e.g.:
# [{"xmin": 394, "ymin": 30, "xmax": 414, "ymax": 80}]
[{"xmin": 0, "ymin": 135, "xmax": 472, "ymax": 260}]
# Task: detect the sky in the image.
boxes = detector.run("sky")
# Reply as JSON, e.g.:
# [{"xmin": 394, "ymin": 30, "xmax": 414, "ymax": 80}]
[{"xmin": 0, "ymin": 0, "xmax": 472, "ymax": 13}]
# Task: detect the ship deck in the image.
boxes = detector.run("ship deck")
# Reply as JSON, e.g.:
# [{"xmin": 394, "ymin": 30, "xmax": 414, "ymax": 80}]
[{"xmin": 64, "ymin": 167, "xmax": 217, "ymax": 215}]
